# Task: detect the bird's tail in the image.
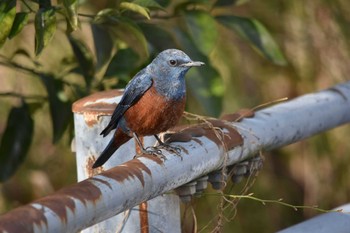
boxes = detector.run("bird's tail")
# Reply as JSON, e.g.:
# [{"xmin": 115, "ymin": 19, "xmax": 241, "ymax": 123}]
[{"xmin": 92, "ymin": 129, "xmax": 132, "ymax": 168}]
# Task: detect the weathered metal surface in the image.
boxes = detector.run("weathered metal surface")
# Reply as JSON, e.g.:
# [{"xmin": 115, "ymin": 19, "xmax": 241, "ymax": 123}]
[
  {"xmin": 277, "ymin": 204, "xmax": 350, "ymax": 233},
  {"xmin": 235, "ymin": 81, "xmax": 350, "ymax": 155},
  {"xmin": 72, "ymin": 89, "xmax": 181, "ymax": 233},
  {"xmin": 0, "ymin": 82, "xmax": 349, "ymax": 232}
]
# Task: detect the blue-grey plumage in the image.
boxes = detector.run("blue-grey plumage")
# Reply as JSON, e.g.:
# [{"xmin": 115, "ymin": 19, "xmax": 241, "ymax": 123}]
[{"xmin": 93, "ymin": 49, "xmax": 204, "ymax": 168}]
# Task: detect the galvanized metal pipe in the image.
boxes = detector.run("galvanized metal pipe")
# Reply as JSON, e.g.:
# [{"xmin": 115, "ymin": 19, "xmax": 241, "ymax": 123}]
[
  {"xmin": 0, "ymin": 81, "xmax": 349, "ymax": 232},
  {"xmin": 277, "ymin": 204, "xmax": 350, "ymax": 233}
]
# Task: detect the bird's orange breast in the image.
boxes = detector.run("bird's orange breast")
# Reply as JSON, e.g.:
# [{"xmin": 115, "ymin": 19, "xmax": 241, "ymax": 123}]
[{"xmin": 124, "ymin": 85, "xmax": 186, "ymax": 135}]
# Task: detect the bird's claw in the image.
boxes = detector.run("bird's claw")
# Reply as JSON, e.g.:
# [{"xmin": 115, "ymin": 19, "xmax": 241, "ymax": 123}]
[
  {"xmin": 134, "ymin": 143, "xmax": 183, "ymax": 160},
  {"xmin": 142, "ymin": 146, "xmax": 167, "ymax": 160},
  {"xmin": 157, "ymin": 144, "xmax": 183, "ymax": 160}
]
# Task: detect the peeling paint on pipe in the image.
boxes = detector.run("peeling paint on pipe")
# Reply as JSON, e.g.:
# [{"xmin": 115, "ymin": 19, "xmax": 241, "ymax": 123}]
[{"xmin": 0, "ymin": 82, "xmax": 349, "ymax": 232}]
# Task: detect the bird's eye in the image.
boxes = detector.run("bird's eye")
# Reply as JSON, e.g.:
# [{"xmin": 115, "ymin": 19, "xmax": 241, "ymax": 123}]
[{"xmin": 169, "ymin": 59, "xmax": 177, "ymax": 66}]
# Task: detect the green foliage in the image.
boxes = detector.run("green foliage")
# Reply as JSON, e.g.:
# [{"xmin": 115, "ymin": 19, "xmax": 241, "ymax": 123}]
[
  {"xmin": 0, "ymin": 0, "xmax": 16, "ymax": 47},
  {"xmin": 0, "ymin": 102, "xmax": 34, "ymax": 182},
  {"xmin": 216, "ymin": 15, "xmax": 287, "ymax": 65},
  {"xmin": 184, "ymin": 10, "xmax": 218, "ymax": 55},
  {"xmin": 2, "ymin": 1, "xmax": 350, "ymax": 232},
  {"xmin": 68, "ymin": 36, "xmax": 95, "ymax": 88},
  {"xmin": 0, "ymin": 0, "xmax": 285, "ymax": 193},
  {"xmin": 119, "ymin": 2, "xmax": 151, "ymax": 19},
  {"xmin": 62, "ymin": 0, "xmax": 79, "ymax": 32},
  {"xmin": 34, "ymin": 7, "xmax": 56, "ymax": 56},
  {"xmin": 8, "ymin": 12, "xmax": 29, "ymax": 39},
  {"xmin": 39, "ymin": 74, "xmax": 72, "ymax": 143}
]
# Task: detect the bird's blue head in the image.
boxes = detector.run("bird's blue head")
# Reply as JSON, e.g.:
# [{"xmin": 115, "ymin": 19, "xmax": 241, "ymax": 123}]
[
  {"xmin": 148, "ymin": 49, "xmax": 204, "ymax": 99},
  {"xmin": 150, "ymin": 49, "xmax": 204, "ymax": 75}
]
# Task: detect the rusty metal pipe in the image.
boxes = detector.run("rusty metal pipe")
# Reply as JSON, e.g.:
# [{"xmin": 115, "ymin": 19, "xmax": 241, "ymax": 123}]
[{"xmin": 0, "ymin": 81, "xmax": 349, "ymax": 232}]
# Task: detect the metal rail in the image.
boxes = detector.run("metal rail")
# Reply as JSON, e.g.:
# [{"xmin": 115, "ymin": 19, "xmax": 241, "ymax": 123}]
[
  {"xmin": 0, "ymin": 81, "xmax": 349, "ymax": 232},
  {"xmin": 278, "ymin": 204, "xmax": 350, "ymax": 233}
]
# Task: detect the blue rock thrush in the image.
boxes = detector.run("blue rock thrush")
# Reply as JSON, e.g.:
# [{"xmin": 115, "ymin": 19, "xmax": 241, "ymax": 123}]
[{"xmin": 92, "ymin": 49, "xmax": 204, "ymax": 168}]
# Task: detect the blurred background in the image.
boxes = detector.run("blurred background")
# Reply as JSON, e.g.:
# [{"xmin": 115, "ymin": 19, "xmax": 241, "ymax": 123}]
[{"xmin": 0, "ymin": 0, "xmax": 350, "ymax": 232}]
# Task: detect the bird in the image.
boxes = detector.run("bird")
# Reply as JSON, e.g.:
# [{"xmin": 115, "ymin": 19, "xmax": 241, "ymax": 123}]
[{"xmin": 92, "ymin": 49, "xmax": 204, "ymax": 168}]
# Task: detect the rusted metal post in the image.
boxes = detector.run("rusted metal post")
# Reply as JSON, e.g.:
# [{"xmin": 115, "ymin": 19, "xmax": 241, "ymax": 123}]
[{"xmin": 72, "ymin": 90, "xmax": 181, "ymax": 233}]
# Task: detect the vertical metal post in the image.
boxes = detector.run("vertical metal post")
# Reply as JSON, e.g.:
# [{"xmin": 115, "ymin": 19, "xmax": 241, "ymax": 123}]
[{"xmin": 72, "ymin": 90, "xmax": 181, "ymax": 233}]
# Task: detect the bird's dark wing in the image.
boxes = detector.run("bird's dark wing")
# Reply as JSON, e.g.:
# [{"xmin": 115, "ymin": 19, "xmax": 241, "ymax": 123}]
[{"xmin": 100, "ymin": 70, "xmax": 153, "ymax": 136}]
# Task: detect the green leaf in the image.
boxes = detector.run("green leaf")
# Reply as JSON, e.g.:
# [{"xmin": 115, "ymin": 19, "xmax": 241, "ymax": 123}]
[
  {"xmin": 120, "ymin": 2, "xmax": 150, "ymax": 19},
  {"xmin": 154, "ymin": 0, "xmax": 171, "ymax": 8},
  {"xmin": 39, "ymin": 74, "xmax": 72, "ymax": 143},
  {"xmin": 133, "ymin": 0, "xmax": 165, "ymax": 10},
  {"xmin": 0, "ymin": 102, "xmax": 34, "ymax": 182},
  {"xmin": 38, "ymin": 0, "xmax": 52, "ymax": 8},
  {"xmin": 68, "ymin": 36, "xmax": 95, "ymax": 88},
  {"xmin": 62, "ymin": 0, "xmax": 79, "ymax": 32},
  {"xmin": 184, "ymin": 10, "xmax": 218, "ymax": 55},
  {"xmin": 8, "ymin": 12, "xmax": 29, "ymax": 39},
  {"xmin": 216, "ymin": 15, "xmax": 287, "ymax": 65},
  {"xmin": 35, "ymin": 7, "xmax": 57, "ymax": 56},
  {"xmin": 138, "ymin": 23, "xmax": 178, "ymax": 51},
  {"xmin": 0, "ymin": 0, "xmax": 16, "ymax": 47},
  {"xmin": 173, "ymin": 28, "xmax": 223, "ymax": 116},
  {"xmin": 214, "ymin": 0, "xmax": 234, "ymax": 6},
  {"xmin": 94, "ymin": 12, "xmax": 149, "ymax": 60},
  {"xmin": 94, "ymin": 8, "xmax": 120, "ymax": 24},
  {"xmin": 174, "ymin": 1, "xmax": 211, "ymax": 13},
  {"xmin": 91, "ymin": 24, "xmax": 115, "ymax": 71},
  {"xmin": 214, "ymin": 0, "xmax": 250, "ymax": 6},
  {"xmin": 104, "ymin": 48, "xmax": 139, "ymax": 84},
  {"xmin": 111, "ymin": 19, "xmax": 149, "ymax": 60},
  {"xmin": 27, "ymin": 101, "xmax": 45, "ymax": 115}
]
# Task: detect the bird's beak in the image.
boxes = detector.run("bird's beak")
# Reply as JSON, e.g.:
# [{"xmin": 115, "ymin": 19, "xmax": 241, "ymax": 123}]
[{"xmin": 180, "ymin": 61, "xmax": 205, "ymax": 67}]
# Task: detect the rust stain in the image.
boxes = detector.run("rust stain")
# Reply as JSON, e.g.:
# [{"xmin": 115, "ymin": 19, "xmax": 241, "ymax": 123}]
[
  {"xmin": 164, "ymin": 125, "xmax": 206, "ymax": 144},
  {"xmin": 139, "ymin": 202, "xmax": 149, "ymax": 233},
  {"xmin": 142, "ymin": 154, "xmax": 163, "ymax": 165},
  {"xmin": 0, "ymin": 205, "xmax": 48, "ymax": 233},
  {"xmin": 83, "ymin": 102, "xmax": 117, "ymax": 114},
  {"xmin": 72, "ymin": 89, "xmax": 123, "ymax": 114},
  {"xmin": 220, "ymin": 108, "xmax": 255, "ymax": 122},
  {"xmin": 102, "ymin": 159, "xmax": 151, "ymax": 187},
  {"xmin": 205, "ymin": 119, "xmax": 243, "ymax": 150},
  {"xmin": 206, "ymin": 119, "xmax": 228, "ymax": 128},
  {"xmin": 164, "ymin": 118, "xmax": 243, "ymax": 151},
  {"xmin": 38, "ymin": 179, "xmax": 102, "ymax": 223},
  {"xmin": 192, "ymin": 138, "xmax": 203, "ymax": 146},
  {"xmin": 164, "ymin": 132, "xmax": 192, "ymax": 143},
  {"xmin": 38, "ymin": 195, "xmax": 75, "ymax": 224},
  {"xmin": 81, "ymin": 103, "xmax": 117, "ymax": 127},
  {"xmin": 90, "ymin": 177, "xmax": 113, "ymax": 190},
  {"xmin": 204, "ymin": 127, "xmax": 242, "ymax": 150},
  {"xmin": 86, "ymin": 156, "xmax": 103, "ymax": 177},
  {"xmin": 167, "ymin": 125, "xmax": 188, "ymax": 132},
  {"xmin": 184, "ymin": 126, "xmax": 206, "ymax": 137},
  {"xmin": 83, "ymin": 112, "xmax": 100, "ymax": 127},
  {"xmin": 57, "ymin": 179, "xmax": 103, "ymax": 204},
  {"xmin": 72, "ymin": 89, "xmax": 123, "ymax": 126},
  {"xmin": 0, "ymin": 179, "xmax": 103, "ymax": 230},
  {"xmin": 178, "ymin": 145, "xmax": 189, "ymax": 154},
  {"xmin": 175, "ymin": 126, "xmax": 206, "ymax": 138}
]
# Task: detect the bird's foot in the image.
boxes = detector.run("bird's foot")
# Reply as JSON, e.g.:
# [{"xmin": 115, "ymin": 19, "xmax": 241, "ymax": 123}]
[
  {"xmin": 157, "ymin": 143, "xmax": 183, "ymax": 160},
  {"xmin": 142, "ymin": 146, "xmax": 167, "ymax": 160}
]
